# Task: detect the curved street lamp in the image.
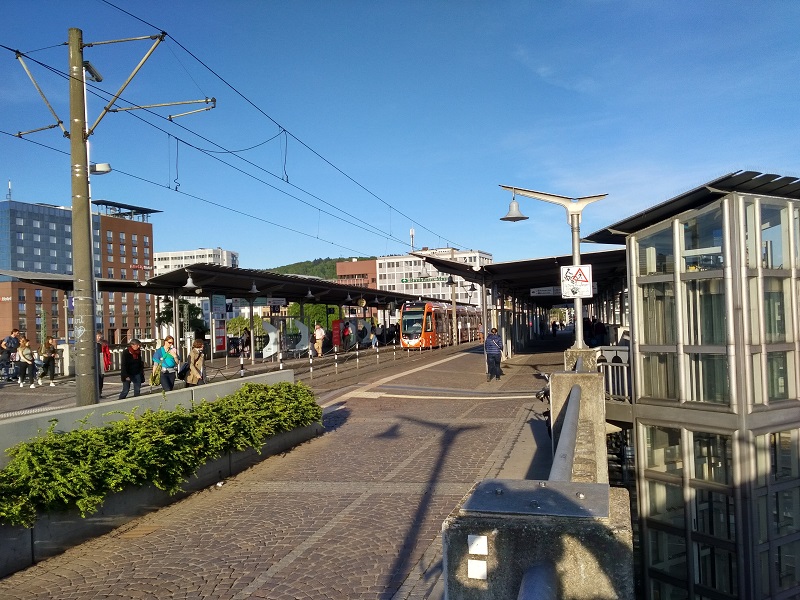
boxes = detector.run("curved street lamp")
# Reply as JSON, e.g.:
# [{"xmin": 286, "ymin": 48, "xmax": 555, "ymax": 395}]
[{"xmin": 499, "ymin": 185, "xmax": 606, "ymax": 349}]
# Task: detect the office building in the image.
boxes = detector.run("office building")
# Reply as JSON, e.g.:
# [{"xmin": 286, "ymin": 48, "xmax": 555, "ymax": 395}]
[{"xmin": 0, "ymin": 199, "xmax": 157, "ymax": 345}]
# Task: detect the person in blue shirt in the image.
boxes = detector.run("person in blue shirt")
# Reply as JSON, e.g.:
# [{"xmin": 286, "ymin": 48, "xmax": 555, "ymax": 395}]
[
  {"xmin": 153, "ymin": 335, "xmax": 181, "ymax": 392},
  {"xmin": 484, "ymin": 327, "xmax": 503, "ymax": 381}
]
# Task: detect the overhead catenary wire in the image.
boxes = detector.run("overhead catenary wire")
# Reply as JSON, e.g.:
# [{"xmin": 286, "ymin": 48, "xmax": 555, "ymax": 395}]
[
  {"xmin": 0, "ymin": 128, "xmax": 370, "ymax": 257},
  {"xmin": 2, "ymin": 44, "xmax": 424, "ymax": 252},
  {"xmin": 95, "ymin": 0, "xmax": 467, "ymax": 250}
]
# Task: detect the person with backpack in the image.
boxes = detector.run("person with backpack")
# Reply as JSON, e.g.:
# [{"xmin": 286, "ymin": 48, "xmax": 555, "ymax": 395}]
[{"xmin": 96, "ymin": 333, "xmax": 112, "ymax": 396}]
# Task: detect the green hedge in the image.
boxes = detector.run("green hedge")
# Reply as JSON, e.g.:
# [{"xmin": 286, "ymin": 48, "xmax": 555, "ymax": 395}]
[{"xmin": 0, "ymin": 382, "xmax": 322, "ymax": 528}]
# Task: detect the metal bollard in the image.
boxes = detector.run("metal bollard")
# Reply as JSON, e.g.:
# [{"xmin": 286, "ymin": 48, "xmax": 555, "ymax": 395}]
[
  {"xmin": 279, "ymin": 351, "xmax": 284, "ymax": 370},
  {"xmin": 239, "ymin": 355, "xmax": 245, "ymax": 377}
]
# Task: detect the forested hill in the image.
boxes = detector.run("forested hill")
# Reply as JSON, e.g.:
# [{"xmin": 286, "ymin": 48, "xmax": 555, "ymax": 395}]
[{"xmin": 267, "ymin": 257, "xmax": 375, "ymax": 280}]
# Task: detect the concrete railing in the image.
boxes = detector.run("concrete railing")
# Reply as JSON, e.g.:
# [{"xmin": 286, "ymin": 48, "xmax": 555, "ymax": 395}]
[{"xmin": 442, "ymin": 348, "xmax": 634, "ymax": 599}]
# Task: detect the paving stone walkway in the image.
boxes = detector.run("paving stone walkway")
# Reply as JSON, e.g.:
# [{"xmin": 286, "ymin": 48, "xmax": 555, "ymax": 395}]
[{"xmin": 0, "ymin": 339, "xmax": 570, "ymax": 599}]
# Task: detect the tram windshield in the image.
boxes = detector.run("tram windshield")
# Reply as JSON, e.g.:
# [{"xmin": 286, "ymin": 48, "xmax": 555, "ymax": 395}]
[{"xmin": 401, "ymin": 310, "xmax": 424, "ymax": 337}]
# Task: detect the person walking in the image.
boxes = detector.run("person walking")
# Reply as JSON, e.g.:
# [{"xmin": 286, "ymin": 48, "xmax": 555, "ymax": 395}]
[
  {"xmin": 484, "ymin": 327, "xmax": 503, "ymax": 382},
  {"xmin": 16, "ymin": 336, "xmax": 36, "ymax": 388},
  {"xmin": 185, "ymin": 339, "xmax": 205, "ymax": 387},
  {"xmin": 1, "ymin": 328, "xmax": 20, "ymax": 381},
  {"xmin": 240, "ymin": 328, "xmax": 251, "ymax": 358},
  {"xmin": 119, "ymin": 339, "xmax": 144, "ymax": 399},
  {"xmin": 313, "ymin": 323, "xmax": 325, "ymax": 357},
  {"xmin": 96, "ymin": 333, "xmax": 111, "ymax": 396},
  {"xmin": 153, "ymin": 336, "xmax": 180, "ymax": 392},
  {"xmin": 39, "ymin": 336, "xmax": 59, "ymax": 387}
]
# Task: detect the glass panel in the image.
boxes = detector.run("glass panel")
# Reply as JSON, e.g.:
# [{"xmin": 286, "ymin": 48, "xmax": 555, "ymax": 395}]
[
  {"xmin": 759, "ymin": 550, "xmax": 769, "ymax": 600},
  {"xmin": 637, "ymin": 225, "xmax": 674, "ymax": 276},
  {"xmin": 648, "ymin": 480, "xmax": 685, "ymax": 527},
  {"xmin": 775, "ymin": 486, "xmax": 799, "ymax": 537},
  {"xmin": 694, "ymin": 542, "xmax": 737, "ymax": 595},
  {"xmin": 694, "ymin": 489, "xmax": 735, "ymax": 540},
  {"xmin": 684, "ymin": 278, "xmax": 726, "ymax": 345},
  {"xmin": 757, "ymin": 494, "xmax": 769, "ymax": 543},
  {"xmin": 645, "ymin": 425, "xmax": 683, "ymax": 476},
  {"xmin": 778, "ymin": 538, "xmax": 800, "ymax": 592},
  {"xmin": 693, "ymin": 432, "xmax": 732, "ymax": 485},
  {"xmin": 745, "ymin": 199, "xmax": 759, "ymax": 269},
  {"xmin": 756, "ymin": 433, "xmax": 771, "ymax": 488},
  {"xmin": 774, "ymin": 431, "xmax": 800, "ymax": 481},
  {"xmin": 761, "ymin": 202, "xmax": 790, "ymax": 269},
  {"xmin": 795, "ymin": 207, "xmax": 800, "ymax": 265},
  {"xmin": 683, "ymin": 208, "xmax": 724, "ymax": 272},
  {"xmin": 767, "ymin": 351, "xmax": 793, "ymax": 401},
  {"xmin": 648, "ymin": 529, "xmax": 687, "ymax": 578},
  {"xmin": 641, "ymin": 352, "xmax": 679, "ymax": 400},
  {"xmin": 649, "ymin": 579, "xmax": 688, "ymax": 600},
  {"xmin": 752, "ymin": 353, "xmax": 765, "ymax": 405},
  {"xmin": 764, "ymin": 277, "xmax": 791, "ymax": 344},
  {"xmin": 640, "ymin": 283, "xmax": 676, "ymax": 345},
  {"xmin": 688, "ymin": 353, "xmax": 728, "ymax": 404}
]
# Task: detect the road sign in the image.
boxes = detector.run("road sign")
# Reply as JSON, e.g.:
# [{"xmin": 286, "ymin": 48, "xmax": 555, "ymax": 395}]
[{"xmin": 560, "ymin": 265, "xmax": 593, "ymax": 299}]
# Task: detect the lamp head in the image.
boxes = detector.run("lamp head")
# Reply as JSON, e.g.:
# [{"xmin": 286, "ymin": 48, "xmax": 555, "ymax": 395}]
[
  {"xmin": 249, "ymin": 281, "xmax": 260, "ymax": 294},
  {"xmin": 501, "ymin": 196, "xmax": 528, "ymax": 222},
  {"xmin": 184, "ymin": 271, "xmax": 196, "ymax": 289}
]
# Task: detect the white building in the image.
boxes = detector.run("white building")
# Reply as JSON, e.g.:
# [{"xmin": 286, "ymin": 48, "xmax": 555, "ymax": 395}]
[
  {"xmin": 152, "ymin": 247, "xmax": 241, "ymax": 334},
  {"xmin": 377, "ymin": 247, "xmax": 492, "ymax": 308},
  {"xmin": 153, "ymin": 247, "xmax": 239, "ymax": 276}
]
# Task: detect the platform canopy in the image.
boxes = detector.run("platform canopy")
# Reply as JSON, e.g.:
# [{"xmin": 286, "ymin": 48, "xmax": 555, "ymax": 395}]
[
  {"xmin": 0, "ymin": 264, "xmax": 437, "ymax": 308},
  {"xmin": 413, "ymin": 248, "xmax": 627, "ymax": 306}
]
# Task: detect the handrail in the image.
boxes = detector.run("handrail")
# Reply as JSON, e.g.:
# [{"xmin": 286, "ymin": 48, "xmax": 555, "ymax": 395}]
[{"xmin": 548, "ymin": 384, "xmax": 581, "ymax": 481}]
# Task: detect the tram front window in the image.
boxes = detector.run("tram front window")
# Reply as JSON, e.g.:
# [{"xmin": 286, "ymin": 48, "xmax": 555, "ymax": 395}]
[{"xmin": 402, "ymin": 311, "xmax": 424, "ymax": 338}]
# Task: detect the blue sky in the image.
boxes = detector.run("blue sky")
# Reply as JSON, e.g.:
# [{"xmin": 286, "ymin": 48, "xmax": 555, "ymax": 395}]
[{"xmin": 2, "ymin": 1, "xmax": 799, "ymax": 269}]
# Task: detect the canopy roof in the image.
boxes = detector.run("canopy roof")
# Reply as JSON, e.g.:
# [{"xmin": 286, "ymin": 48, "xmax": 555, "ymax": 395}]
[
  {"xmin": 414, "ymin": 248, "xmax": 627, "ymax": 305},
  {"xmin": 585, "ymin": 170, "xmax": 800, "ymax": 246}
]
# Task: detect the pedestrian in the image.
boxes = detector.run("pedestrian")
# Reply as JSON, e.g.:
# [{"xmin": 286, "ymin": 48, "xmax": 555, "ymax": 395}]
[
  {"xmin": 484, "ymin": 327, "xmax": 503, "ymax": 382},
  {"xmin": 313, "ymin": 323, "xmax": 325, "ymax": 357},
  {"xmin": 96, "ymin": 333, "xmax": 111, "ymax": 395},
  {"xmin": 370, "ymin": 325, "xmax": 379, "ymax": 349},
  {"xmin": 39, "ymin": 335, "xmax": 59, "ymax": 387},
  {"xmin": 119, "ymin": 339, "xmax": 144, "ymax": 399},
  {"xmin": 552, "ymin": 321, "xmax": 558, "ymax": 338},
  {"xmin": 342, "ymin": 321, "xmax": 351, "ymax": 348},
  {"xmin": 185, "ymin": 338, "xmax": 205, "ymax": 387},
  {"xmin": 153, "ymin": 336, "xmax": 181, "ymax": 392},
  {"xmin": 16, "ymin": 336, "xmax": 36, "ymax": 388},
  {"xmin": 240, "ymin": 327, "xmax": 251, "ymax": 358},
  {"xmin": 1, "ymin": 328, "xmax": 20, "ymax": 382},
  {"xmin": 477, "ymin": 323, "xmax": 484, "ymax": 342}
]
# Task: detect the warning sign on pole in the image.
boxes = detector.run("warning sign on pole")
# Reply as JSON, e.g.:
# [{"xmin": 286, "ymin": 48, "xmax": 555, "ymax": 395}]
[{"xmin": 561, "ymin": 265, "xmax": 593, "ymax": 299}]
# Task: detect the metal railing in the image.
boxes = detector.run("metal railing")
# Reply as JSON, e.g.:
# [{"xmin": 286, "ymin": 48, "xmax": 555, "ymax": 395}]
[{"xmin": 595, "ymin": 346, "xmax": 631, "ymax": 403}]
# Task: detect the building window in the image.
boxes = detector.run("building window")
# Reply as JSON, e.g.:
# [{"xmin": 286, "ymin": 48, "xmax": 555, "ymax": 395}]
[
  {"xmin": 15, "ymin": 218, "xmax": 24, "ymax": 226},
  {"xmin": 33, "ymin": 262, "xmax": 41, "ymax": 270},
  {"xmin": 65, "ymin": 224, "xmax": 71, "ymax": 233},
  {"xmin": 49, "ymin": 236, "xmax": 56, "ymax": 244},
  {"xmin": 49, "ymin": 222, "xmax": 56, "ymax": 230},
  {"xmin": 107, "ymin": 267, "xmax": 114, "ymax": 278}
]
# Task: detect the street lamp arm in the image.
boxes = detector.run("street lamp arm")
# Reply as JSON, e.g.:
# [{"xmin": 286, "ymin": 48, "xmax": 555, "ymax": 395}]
[{"xmin": 499, "ymin": 185, "xmax": 607, "ymax": 224}]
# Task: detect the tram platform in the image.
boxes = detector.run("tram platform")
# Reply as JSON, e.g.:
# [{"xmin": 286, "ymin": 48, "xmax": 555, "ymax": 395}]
[{"xmin": 0, "ymin": 333, "xmax": 574, "ymax": 599}]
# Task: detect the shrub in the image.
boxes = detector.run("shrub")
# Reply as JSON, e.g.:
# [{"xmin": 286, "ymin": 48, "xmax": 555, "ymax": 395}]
[{"xmin": 0, "ymin": 382, "xmax": 321, "ymax": 527}]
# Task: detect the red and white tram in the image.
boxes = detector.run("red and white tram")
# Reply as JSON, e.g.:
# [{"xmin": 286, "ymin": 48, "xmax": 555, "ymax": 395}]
[{"xmin": 399, "ymin": 301, "xmax": 481, "ymax": 349}]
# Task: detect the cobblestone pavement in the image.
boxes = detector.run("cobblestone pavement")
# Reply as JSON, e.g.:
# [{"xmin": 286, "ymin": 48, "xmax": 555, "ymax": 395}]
[{"xmin": 0, "ymin": 338, "xmax": 570, "ymax": 599}]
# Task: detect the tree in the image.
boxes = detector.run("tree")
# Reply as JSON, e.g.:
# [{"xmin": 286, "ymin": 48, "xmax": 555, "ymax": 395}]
[
  {"xmin": 225, "ymin": 315, "xmax": 264, "ymax": 337},
  {"xmin": 156, "ymin": 299, "xmax": 209, "ymax": 338},
  {"xmin": 286, "ymin": 303, "xmax": 333, "ymax": 331}
]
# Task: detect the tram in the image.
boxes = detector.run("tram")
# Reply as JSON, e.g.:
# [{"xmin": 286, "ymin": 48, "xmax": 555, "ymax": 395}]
[{"xmin": 399, "ymin": 301, "xmax": 481, "ymax": 349}]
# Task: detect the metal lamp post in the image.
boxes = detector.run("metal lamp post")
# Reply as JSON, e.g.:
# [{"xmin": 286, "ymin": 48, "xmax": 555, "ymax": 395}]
[{"xmin": 499, "ymin": 186, "xmax": 606, "ymax": 349}]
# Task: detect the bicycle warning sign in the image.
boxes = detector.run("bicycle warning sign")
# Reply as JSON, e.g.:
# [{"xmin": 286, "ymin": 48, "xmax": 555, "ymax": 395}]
[{"xmin": 561, "ymin": 265, "xmax": 593, "ymax": 299}]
